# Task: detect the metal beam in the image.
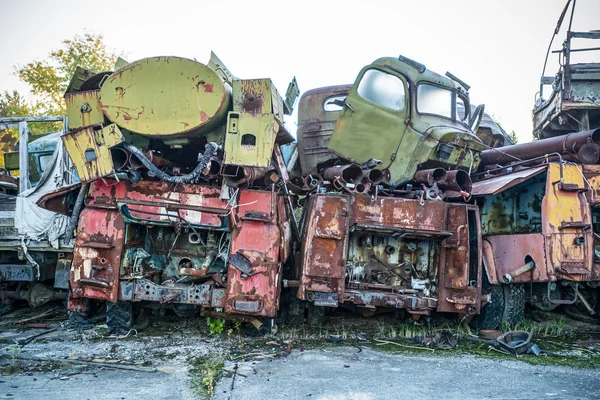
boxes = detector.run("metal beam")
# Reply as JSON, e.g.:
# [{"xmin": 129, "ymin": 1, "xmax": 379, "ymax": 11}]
[
  {"xmin": 18, "ymin": 121, "xmax": 29, "ymax": 192},
  {"xmin": 0, "ymin": 116, "xmax": 65, "ymax": 124}
]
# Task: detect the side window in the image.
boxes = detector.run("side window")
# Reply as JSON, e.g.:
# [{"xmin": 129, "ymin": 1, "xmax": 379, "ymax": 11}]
[
  {"xmin": 417, "ymin": 84, "xmax": 452, "ymax": 118},
  {"xmin": 357, "ymin": 69, "xmax": 406, "ymax": 111},
  {"xmin": 323, "ymin": 95, "xmax": 348, "ymax": 112}
]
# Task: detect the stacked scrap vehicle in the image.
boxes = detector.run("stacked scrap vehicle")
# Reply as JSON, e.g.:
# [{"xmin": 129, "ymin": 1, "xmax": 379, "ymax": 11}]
[
  {"xmin": 293, "ymin": 56, "xmax": 492, "ymax": 322},
  {"xmin": 38, "ymin": 54, "xmax": 300, "ymax": 334},
  {"xmin": 32, "ymin": 16, "xmax": 600, "ymax": 332},
  {"xmin": 0, "ymin": 117, "xmax": 74, "ymax": 314},
  {"xmin": 293, "ymin": 52, "xmax": 600, "ymax": 328}
]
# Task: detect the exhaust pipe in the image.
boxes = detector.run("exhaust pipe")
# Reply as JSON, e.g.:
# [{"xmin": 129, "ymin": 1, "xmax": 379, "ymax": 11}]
[
  {"xmin": 503, "ymin": 261, "xmax": 536, "ymax": 283},
  {"xmin": 363, "ymin": 169, "xmax": 385, "ymax": 184},
  {"xmin": 222, "ymin": 165, "xmax": 273, "ymax": 186},
  {"xmin": 480, "ymin": 128, "xmax": 600, "ymax": 166},
  {"xmin": 110, "ymin": 148, "xmax": 130, "ymax": 171},
  {"xmin": 437, "ymin": 170, "xmax": 472, "ymax": 192},
  {"xmin": 322, "ymin": 164, "xmax": 363, "ymax": 185},
  {"xmin": 413, "ymin": 168, "xmax": 447, "ymax": 186},
  {"xmin": 204, "ymin": 156, "xmax": 222, "ymax": 178}
]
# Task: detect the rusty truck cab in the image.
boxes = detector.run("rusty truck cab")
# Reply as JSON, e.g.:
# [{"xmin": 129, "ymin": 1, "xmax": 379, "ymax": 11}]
[{"xmin": 295, "ymin": 85, "xmax": 483, "ymax": 318}]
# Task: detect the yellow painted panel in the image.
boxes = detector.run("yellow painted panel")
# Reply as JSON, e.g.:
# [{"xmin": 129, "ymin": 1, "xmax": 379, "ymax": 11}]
[
  {"xmin": 62, "ymin": 124, "xmax": 124, "ymax": 182},
  {"xmin": 224, "ymin": 112, "xmax": 277, "ymax": 167},
  {"xmin": 65, "ymin": 91, "xmax": 104, "ymax": 130}
]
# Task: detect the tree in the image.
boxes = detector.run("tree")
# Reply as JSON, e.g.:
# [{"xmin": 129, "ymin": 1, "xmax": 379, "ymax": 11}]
[
  {"xmin": 0, "ymin": 32, "xmax": 122, "ymax": 168},
  {"xmin": 15, "ymin": 32, "xmax": 120, "ymax": 114},
  {"xmin": 0, "ymin": 90, "xmax": 37, "ymax": 167},
  {"xmin": 508, "ymin": 130, "xmax": 519, "ymax": 144}
]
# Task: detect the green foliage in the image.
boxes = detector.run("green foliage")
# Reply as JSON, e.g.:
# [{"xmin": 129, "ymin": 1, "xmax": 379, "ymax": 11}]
[
  {"xmin": 508, "ymin": 130, "xmax": 519, "ymax": 144},
  {"xmin": 189, "ymin": 354, "xmax": 225, "ymax": 399},
  {"xmin": 206, "ymin": 317, "xmax": 225, "ymax": 335},
  {"xmin": 15, "ymin": 32, "xmax": 120, "ymax": 114}
]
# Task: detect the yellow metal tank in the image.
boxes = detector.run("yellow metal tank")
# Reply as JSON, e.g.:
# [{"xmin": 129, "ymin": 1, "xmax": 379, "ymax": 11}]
[{"xmin": 100, "ymin": 56, "xmax": 231, "ymax": 137}]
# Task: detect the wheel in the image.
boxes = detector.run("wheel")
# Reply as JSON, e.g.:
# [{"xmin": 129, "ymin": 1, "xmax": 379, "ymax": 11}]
[
  {"xmin": 470, "ymin": 282, "xmax": 504, "ymax": 331},
  {"xmin": 68, "ymin": 311, "xmax": 93, "ymax": 331},
  {"xmin": 502, "ymin": 284, "xmax": 525, "ymax": 327},
  {"xmin": 106, "ymin": 301, "xmax": 133, "ymax": 335},
  {"xmin": 306, "ymin": 302, "xmax": 325, "ymax": 328}
]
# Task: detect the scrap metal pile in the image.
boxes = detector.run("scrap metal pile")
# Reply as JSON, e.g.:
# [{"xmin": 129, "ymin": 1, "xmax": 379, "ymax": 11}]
[{"xmin": 2, "ymin": 1, "xmax": 599, "ymax": 334}]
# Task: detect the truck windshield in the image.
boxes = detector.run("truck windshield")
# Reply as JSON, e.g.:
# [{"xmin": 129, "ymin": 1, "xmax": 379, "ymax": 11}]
[
  {"xmin": 417, "ymin": 83, "xmax": 453, "ymax": 119},
  {"xmin": 357, "ymin": 69, "xmax": 405, "ymax": 111}
]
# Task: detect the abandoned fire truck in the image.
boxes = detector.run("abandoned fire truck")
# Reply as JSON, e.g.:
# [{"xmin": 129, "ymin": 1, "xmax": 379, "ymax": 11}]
[
  {"xmin": 293, "ymin": 54, "xmax": 600, "ymax": 329},
  {"xmin": 292, "ymin": 56, "xmax": 491, "ymax": 321},
  {"xmin": 38, "ymin": 54, "xmax": 300, "ymax": 333},
  {"xmin": 471, "ymin": 132, "xmax": 600, "ymax": 329},
  {"xmin": 0, "ymin": 117, "xmax": 74, "ymax": 314}
]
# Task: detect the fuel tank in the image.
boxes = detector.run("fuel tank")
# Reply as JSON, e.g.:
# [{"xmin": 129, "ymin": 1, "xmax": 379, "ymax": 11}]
[{"xmin": 100, "ymin": 56, "xmax": 231, "ymax": 137}]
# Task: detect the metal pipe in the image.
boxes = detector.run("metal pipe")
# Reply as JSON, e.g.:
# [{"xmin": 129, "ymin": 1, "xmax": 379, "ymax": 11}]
[
  {"xmin": 502, "ymin": 261, "xmax": 536, "ymax": 284},
  {"xmin": 480, "ymin": 128, "xmax": 600, "ymax": 166},
  {"xmin": 205, "ymin": 156, "xmax": 222, "ymax": 178},
  {"xmin": 322, "ymin": 164, "xmax": 363, "ymax": 185},
  {"xmin": 283, "ymin": 279, "xmax": 300, "ymax": 288},
  {"xmin": 222, "ymin": 165, "xmax": 272, "ymax": 186},
  {"xmin": 413, "ymin": 168, "xmax": 447, "ymax": 186},
  {"xmin": 437, "ymin": 170, "xmax": 472, "ymax": 192},
  {"xmin": 110, "ymin": 148, "xmax": 130, "ymax": 171},
  {"xmin": 363, "ymin": 169, "xmax": 385, "ymax": 184}
]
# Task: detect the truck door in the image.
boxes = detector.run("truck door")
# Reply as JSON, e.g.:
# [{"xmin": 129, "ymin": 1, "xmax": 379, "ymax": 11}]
[
  {"xmin": 545, "ymin": 163, "xmax": 593, "ymax": 280},
  {"xmin": 327, "ymin": 67, "xmax": 409, "ymax": 169},
  {"xmin": 438, "ymin": 204, "xmax": 481, "ymax": 313},
  {"xmin": 298, "ymin": 194, "xmax": 349, "ymax": 306}
]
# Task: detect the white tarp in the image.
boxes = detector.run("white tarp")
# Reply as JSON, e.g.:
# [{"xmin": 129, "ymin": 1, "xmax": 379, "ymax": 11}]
[{"xmin": 15, "ymin": 132, "xmax": 75, "ymax": 248}]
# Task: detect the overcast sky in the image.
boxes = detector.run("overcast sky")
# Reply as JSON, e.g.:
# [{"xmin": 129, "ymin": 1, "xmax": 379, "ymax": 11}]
[{"xmin": 1, "ymin": 0, "xmax": 599, "ymax": 142}]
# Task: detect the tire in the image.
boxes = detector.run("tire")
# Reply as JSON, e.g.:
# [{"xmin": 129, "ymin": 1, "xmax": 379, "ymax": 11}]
[
  {"xmin": 68, "ymin": 311, "xmax": 93, "ymax": 331},
  {"xmin": 106, "ymin": 301, "xmax": 133, "ymax": 335},
  {"xmin": 502, "ymin": 284, "xmax": 525, "ymax": 327},
  {"xmin": 470, "ymin": 283, "xmax": 504, "ymax": 331}
]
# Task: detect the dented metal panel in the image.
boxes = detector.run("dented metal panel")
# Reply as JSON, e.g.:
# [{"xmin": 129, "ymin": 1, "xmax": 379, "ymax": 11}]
[
  {"xmin": 70, "ymin": 208, "xmax": 125, "ymax": 304},
  {"xmin": 65, "ymin": 90, "xmax": 104, "ymax": 131},
  {"xmin": 543, "ymin": 163, "xmax": 592, "ymax": 281},
  {"xmin": 471, "ymin": 166, "xmax": 547, "ymax": 196},
  {"xmin": 225, "ymin": 190, "xmax": 283, "ymax": 318},
  {"xmin": 61, "ymin": 124, "xmax": 125, "ymax": 182},
  {"xmin": 299, "ymin": 195, "xmax": 349, "ymax": 304},
  {"xmin": 224, "ymin": 112, "xmax": 277, "ymax": 167}
]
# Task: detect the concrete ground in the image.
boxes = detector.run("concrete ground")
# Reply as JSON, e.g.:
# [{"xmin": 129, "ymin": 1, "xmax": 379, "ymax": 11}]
[
  {"xmin": 1, "ymin": 305, "xmax": 599, "ymax": 399},
  {"xmin": 215, "ymin": 347, "xmax": 600, "ymax": 400}
]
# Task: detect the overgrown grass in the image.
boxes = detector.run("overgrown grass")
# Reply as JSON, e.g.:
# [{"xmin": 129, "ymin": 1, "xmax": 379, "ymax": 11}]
[{"xmin": 188, "ymin": 353, "xmax": 226, "ymax": 399}]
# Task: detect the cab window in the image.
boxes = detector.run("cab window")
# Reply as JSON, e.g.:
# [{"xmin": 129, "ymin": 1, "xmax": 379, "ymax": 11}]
[
  {"xmin": 357, "ymin": 69, "xmax": 406, "ymax": 111},
  {"xmin": 417, "ymin": 84, "xmax": 453, "ymax": 119},
  {"xmin": 323, "ymin": 95, "xmax": 347, "ymax": 112}
]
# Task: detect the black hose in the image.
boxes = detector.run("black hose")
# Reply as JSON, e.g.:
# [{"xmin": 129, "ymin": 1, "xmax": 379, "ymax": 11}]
[
  {"xmin": 64, "ymin": 182, "xmax": 90, "ymax": 244},
  {"xmin": 124, "ymin": 142, "xmax": 217, "ymax": 184}
]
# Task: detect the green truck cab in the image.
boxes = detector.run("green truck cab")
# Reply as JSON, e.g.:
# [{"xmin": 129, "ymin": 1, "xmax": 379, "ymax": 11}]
[{"xmin": 328, "ymin": 55, "xmax": 486, "ymax": 186}]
